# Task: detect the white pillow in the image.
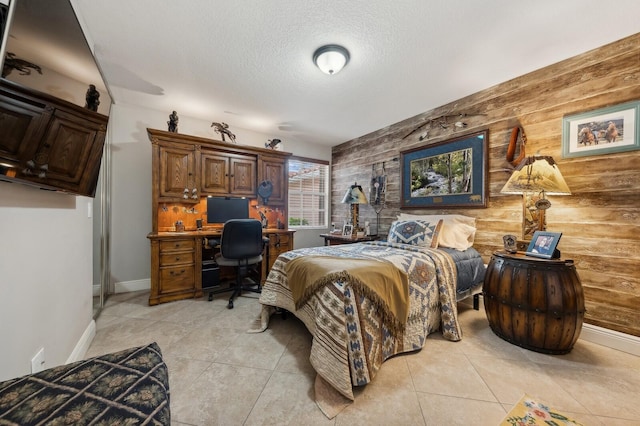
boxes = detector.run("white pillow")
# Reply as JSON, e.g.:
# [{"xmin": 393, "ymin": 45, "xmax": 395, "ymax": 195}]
[{"xmin": 397, "ymin": 214, "xmax": 476, "ymax": 251}]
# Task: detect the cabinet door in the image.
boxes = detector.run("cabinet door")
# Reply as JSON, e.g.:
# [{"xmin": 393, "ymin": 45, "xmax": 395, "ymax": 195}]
[
  {"xmin": 200, "ymin": 152, "xmax": 230, "ymax": 195},
  {"xmin": 159, "ymin": 144, "xmax": 197, "ymax": 201},
  {"xmin": 260, "ymin": 156, "xmax": 287, "ymax": 205},
  {"xmin": 0, "ymin": 94, "xmax": 50, "ymax": 165},
  {"xmin": 229, "ymin": 154, "xmax": 256, "ymax": 196},
  {"xmin": 26, "ymin": 109, "xmax": 106, "ymax": 196},
  {"xmin": 201, "ymin": 151, "xmax": 256, "ymax": 196}
]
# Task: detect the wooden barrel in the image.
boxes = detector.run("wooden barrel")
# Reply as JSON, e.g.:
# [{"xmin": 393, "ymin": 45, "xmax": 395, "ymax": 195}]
[{"xmin": 482, "ymin": 251, "xmax": 585, "ymax": 354}]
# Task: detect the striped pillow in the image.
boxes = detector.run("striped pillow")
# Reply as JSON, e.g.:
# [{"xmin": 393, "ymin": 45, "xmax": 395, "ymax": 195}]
[{"xmin": 387, "ymin": 219, "xmax": 443, "ymax": 248}]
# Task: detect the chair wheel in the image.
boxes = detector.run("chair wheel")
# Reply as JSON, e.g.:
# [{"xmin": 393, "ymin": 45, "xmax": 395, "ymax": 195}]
[
  {"xmin": 208, "ymin": 293, "xmax": 213, "ymax": 302},
  {"xmin": 227, "ymin": 299, "xmax": 234, "ymax": 309}
]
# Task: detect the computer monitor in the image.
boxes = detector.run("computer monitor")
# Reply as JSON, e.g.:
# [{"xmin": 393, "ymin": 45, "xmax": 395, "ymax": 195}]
[{"xmin": 206, "ymin": 197, "xmax": 249, "ymax": 224}]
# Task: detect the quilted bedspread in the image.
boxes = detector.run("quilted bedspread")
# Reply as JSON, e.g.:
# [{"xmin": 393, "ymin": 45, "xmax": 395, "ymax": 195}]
[{"xmin": 257, "ymin": 241, "xmax": 462, "ymax": 407}]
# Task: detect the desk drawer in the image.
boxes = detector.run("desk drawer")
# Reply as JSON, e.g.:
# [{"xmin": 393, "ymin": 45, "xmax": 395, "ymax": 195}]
[
  {"xmin": 159, "ymin": 239, "xmax": 194, "ymax": 252},
  {"xmin": 159, "ymin": 251, "xmax": 195, "ymax": 266},
  {"xmin": 278, "ymin": 234, "xmax": 291, "ymax": 247},
  {"xmin": 268, "ymin": 233, "xmax": 291, "ymax": 249},
  {"xmin": 159, "ymin": 265, "xmax": 195, "ymax": 293}
]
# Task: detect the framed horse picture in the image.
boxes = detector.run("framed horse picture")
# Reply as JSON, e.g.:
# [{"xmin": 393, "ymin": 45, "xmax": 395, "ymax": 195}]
[{"xmin": 562, "ymin": 101, "xmax": 640, "ymax": 158}]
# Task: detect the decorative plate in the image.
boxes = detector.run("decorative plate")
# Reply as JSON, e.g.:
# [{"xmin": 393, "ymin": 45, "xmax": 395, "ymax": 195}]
[
  {"xmin": 503, "ymin": 234, "xmax": 518, "ymax": 253},
  {"xmin": 258, "ymin": 180, "xmax": 273, "ymax": 204}
]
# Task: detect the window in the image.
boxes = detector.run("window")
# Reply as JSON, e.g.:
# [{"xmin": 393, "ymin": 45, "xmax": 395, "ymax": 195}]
[{"xmin": 288, "ymin": 156, "xmax": 329, "ymax": 228}]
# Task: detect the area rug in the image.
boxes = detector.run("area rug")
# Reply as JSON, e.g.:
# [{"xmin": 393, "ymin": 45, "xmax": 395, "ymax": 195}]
[{"xmin": 500, "ymin": 394, "xmax": 584, "ymax": 426}]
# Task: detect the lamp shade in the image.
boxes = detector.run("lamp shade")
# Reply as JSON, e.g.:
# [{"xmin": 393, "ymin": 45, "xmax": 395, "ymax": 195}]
[
  {"xmin": 342, "ymin": 182, "xmax": 368, "ymax": 204},
  {"xmin": 313, "ymin": 45, "xmax": 350, "ymax": 75},
  {"xmin": 501, "ymin": 156, "xmax": 571, "ymax": 195}
]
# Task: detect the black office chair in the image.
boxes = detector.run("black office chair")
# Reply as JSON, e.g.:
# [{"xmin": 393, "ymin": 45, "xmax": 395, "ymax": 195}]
[{"xmin": 212, "ymin": 219, "xmax": 264, "ymax": 309}]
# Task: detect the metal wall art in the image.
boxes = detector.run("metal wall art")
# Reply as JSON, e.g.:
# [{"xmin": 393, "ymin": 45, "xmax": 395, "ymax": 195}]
[
  {"xmin": 211, "ymin": 121, "xmax": 236, "ymax": 143},
  {"xmin": 265, "ymin": 139, "xmax": 282, "ymax": 150},
  {"xmin": 167, "ymin": 111, "xmax": 178, "ymax": 132},
  {"xmin": 84, "ymin": 84, "xmax": 100, "ymax": 111}
]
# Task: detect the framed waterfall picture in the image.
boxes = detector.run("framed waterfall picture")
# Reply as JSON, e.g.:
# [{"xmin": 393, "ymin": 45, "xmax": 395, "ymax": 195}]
[
  {"xmin": 400, "ymin": 130, "xmax": 488, "ymax": 209},
  {"xmin": 562, "ymin": 101, "xmax": 640, "ymax": 158}
]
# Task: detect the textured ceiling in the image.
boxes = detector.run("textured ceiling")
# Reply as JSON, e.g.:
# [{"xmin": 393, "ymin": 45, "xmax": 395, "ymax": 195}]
[{"xmin": 69, "ymin": 0, "xmax": 640, "ymax": 146}]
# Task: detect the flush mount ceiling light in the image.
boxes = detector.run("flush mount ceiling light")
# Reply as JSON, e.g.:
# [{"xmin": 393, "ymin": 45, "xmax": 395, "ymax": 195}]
[{"xmin": 313, "ymin": 44, "xmax": 350, "ymax": 75}]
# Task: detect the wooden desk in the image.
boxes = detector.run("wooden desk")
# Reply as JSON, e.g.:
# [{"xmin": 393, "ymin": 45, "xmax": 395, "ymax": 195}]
[
  {"xmin": 147, "ymin": 229, "xmax": 294, "ymax": 305},
  {"xmin": 320, "ymin": 233, "xmax": 379, "ymax": 246}
]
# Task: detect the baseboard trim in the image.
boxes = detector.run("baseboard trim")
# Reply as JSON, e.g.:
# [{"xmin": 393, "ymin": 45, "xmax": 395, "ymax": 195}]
[
  {"xmin": 466, "ymin": 296, "xmax": 638, "ymax": 356},
  {"xmin": 67, "ymin": 320, "xmax": 96, "ymax": 364},
  {"xmin": 580, "ymin": 323, "xmax": 640, "ymax": 356},
  {"xmin": 115, "ymin": 278, "xmax": 150, "ymax": 294}
]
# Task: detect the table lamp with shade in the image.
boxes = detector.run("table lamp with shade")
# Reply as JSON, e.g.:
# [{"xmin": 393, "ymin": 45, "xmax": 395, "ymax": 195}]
[
  {"xmin": 500, "ymin": 156, "xmax": 571, "ymax": 240},
  {"xmin": 341, "ymin": 182, "xmax": 368, "ymax": 236}
]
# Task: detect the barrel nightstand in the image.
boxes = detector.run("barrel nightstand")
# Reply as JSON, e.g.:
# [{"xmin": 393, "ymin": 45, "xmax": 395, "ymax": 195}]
[{"xmin": 482, "ymin": 251, "xmax": 585, "ymax": 354}]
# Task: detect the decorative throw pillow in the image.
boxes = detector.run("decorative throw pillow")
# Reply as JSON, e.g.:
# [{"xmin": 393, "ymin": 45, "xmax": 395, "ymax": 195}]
[
  {"xmin": 387, "ymin": 219, "xmax": 443, "ymax": 248},
  {"xmin": 398, "ymin": 213, "xmax": 476, "ymax": 251}
]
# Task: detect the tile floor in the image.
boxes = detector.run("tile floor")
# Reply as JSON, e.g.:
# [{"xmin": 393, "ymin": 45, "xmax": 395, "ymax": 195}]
[{"xmin": 86, "ymin": 290, "xmax": 640, "ymax": 425}]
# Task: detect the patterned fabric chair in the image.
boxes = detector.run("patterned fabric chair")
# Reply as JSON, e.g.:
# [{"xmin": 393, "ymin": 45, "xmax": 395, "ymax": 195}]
[{"xmin": 0, "ymin": 342, "xmax": 170, "ymax": 425}]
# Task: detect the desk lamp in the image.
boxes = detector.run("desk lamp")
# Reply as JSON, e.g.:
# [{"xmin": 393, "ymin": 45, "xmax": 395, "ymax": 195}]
[
  {"xmin": 501, "ymin": 156, "xmax": 571, "ymax": 240},
  {"xmin": 341, "ymin": 182, "xmax": 368, "ymax": 236}
]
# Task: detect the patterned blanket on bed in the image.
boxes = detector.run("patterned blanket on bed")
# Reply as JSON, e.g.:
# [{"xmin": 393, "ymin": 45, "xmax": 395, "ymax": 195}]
[{"xmin": 258, "ymin": 241, "xmax": 461, "ymax": 405}]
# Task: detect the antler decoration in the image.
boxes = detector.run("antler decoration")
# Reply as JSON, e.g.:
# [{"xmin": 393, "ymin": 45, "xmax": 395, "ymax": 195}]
[{"xmin": 402, "ymin": 112, "xmax": 487, "ymax": 140}]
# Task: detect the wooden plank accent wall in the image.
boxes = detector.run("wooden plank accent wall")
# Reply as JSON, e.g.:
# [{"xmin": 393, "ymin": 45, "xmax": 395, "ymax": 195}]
[{"xmin": 331, "ymin": 33, "xmax": 640, "ymax": 337}]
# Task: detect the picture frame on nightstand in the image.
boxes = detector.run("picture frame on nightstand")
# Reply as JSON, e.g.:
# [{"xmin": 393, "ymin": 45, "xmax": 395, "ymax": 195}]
[{"xmin": 525, "ymin": 231, "xmax": 562, "ymax": 259}]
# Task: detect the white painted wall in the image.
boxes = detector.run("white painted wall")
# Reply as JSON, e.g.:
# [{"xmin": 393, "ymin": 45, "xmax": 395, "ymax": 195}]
[{"xmin": 0, "ymin": 183, "xmax": 93, "ymax": 381}]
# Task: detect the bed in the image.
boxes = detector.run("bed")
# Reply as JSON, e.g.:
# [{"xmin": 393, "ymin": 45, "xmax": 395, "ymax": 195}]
[
  {"xmin": 255, "ymin": 215, "xmax": 485, "ymax": 417},
  {"xmin": 442, "ymin": 246, "xmax": 486, "ymax": 306}
]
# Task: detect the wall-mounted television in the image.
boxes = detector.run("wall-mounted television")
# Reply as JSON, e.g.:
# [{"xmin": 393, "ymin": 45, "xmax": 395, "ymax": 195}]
[
  {"xmin": 206, "ymin": 197, "xmax": 249, "ymax": 224},
  {"xmin": 0, "ymin": 0, "xmax": 112, "ymax": 197}
]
